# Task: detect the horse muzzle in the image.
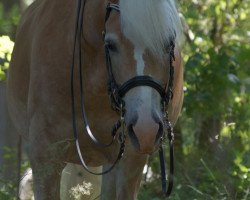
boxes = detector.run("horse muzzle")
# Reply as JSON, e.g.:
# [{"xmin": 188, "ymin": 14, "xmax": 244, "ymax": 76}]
[{"xmin": 127, "ymin": 115, "xmax": 164, "ymax": 155}]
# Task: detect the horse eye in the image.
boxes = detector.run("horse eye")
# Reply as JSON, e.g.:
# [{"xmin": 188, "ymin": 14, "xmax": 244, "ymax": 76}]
[{"xmin": 105, "ymin": 41, "xmax": 118, "ymax": 52}]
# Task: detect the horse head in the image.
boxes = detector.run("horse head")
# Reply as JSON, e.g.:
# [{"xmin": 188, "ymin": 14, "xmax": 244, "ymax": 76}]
[{"xmin": 103, "ymin": 0, "xmax": 182, "ymax": 154}]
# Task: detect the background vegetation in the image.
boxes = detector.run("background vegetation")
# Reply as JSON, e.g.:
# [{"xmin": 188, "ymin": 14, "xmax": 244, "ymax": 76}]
[
  {"xmin": 140, "ymin": 0, "xmax": 250, "ymax": 199},
  {"xmin": 0, "ymin": 0, "xmax": 249, "ymax": 199}
]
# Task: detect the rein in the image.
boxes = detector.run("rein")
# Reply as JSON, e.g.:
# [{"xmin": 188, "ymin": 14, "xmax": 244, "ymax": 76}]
[
  {"xmin": 71, "ymin": 0, "xmax": 125, "ymax": 175},
  {"xmin": 71, "ymin": 0, "xmax": 175, "ymax": 197}
]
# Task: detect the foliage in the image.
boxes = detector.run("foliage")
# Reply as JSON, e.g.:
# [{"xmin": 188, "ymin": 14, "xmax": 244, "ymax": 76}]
[
  {"xmin": 69, "ymin": 181, "xmax": 93, "ymax": 200},
  {"xmin": 0, "ymin": 147, "xmax": 17, "ymax": 200},
  {"xmin": 0, "ymin": 2, "xmax": 20, "ymax": 39},
  {"xmin": 0, "ymin": 146, "xmax": 30, "ymax": 200},
  {"xmin": 180, "ymin": 0, "xmax": 250, "ymax": 198},
  {"xmin": 0, "ymin": 1, "xmax": 18, "ymax": 81},
  {"xmin": 139, "ymin": 0, "xmax": 250, "ymax": 199},
  {"xmin": 0, "ymin": 184, "xmax": 16, "ymax": 200},
  {"xmin": 0, "ymin": 36, "xmax": 14, "ymax": 81}
]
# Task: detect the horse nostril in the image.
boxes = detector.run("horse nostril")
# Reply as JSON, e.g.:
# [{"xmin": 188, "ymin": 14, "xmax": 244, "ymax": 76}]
[
  {"xmin": 155, "ymin": 122, "xmax": 164, "ymax": 144},
  {"xmin": 127, "ymin": 120, "xmax": 163, "ymax": 154},
  {"xmin": 127, "ymin": 124, "xmax": 140, "ymax": 151}
]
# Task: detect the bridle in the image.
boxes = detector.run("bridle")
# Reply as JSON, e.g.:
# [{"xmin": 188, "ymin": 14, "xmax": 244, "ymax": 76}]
[
  {"xmin": 71, "ymin": 0, "xmax": 175, "ymax": 197},
  {"xmin": 104, "ymin": 4, "xmax": 175, "ymax": 113}
]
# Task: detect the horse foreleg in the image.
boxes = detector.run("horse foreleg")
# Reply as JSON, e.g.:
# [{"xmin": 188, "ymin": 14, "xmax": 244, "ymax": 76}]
[
  {"xmin": 116, "ymin": 149, "xmax": 148, "ymax": 200},
  {"xmin": 101, "ymin": 164, "xmax": 117, "ymax": 200},
  {"xmin": 30, "ymin": 156, "xmax": 65, "ymax": 200},
  {"xmin": 101, "ymin": 144, "xmax": 148, "ymax": 200},
  {"xmin": 28, "ymin": 129, "xmax": 67, "ymax": 200}
]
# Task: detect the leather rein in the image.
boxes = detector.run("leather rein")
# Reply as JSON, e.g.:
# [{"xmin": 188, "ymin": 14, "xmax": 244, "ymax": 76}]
[{"xmin": 71, "ymin": 0, "xmax": 175, "ymax": 197}]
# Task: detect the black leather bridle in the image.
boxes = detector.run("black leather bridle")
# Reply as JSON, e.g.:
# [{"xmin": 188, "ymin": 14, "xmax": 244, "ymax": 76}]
[
  {"xmin": 104, "ymin": 4, "xmax": 175, "ymax": 113},
  {"xmin": 71, "ymin": 0, "xmax": 175, "ymax": 197}
]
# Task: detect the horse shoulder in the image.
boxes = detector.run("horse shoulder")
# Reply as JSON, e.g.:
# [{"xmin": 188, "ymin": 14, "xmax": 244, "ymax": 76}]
[{"xmin": 7, "ymin": 2, "xmax": 42, "ymax": 136}]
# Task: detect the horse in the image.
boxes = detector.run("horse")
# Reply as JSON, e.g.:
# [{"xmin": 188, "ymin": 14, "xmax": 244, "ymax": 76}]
[{"xmin": 7, "ymin": 0, "xmax": 183, "ymax": 199}]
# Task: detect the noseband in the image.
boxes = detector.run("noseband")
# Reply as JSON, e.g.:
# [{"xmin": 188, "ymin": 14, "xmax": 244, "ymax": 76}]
[{"xmin": 71, "ymin": 0, "xmax": 175, "ymax": 198}]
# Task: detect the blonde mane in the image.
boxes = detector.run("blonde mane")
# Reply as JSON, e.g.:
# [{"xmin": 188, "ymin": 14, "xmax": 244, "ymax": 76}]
[{"xmin": 119, "ymin": 0, "xmax": 182, "ymax": 57}]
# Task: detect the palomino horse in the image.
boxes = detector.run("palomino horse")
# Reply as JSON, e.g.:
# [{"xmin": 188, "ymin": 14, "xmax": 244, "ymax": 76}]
[{"xmin": 7, "ymin": 0, "xmax": 183, "ymax": 199}]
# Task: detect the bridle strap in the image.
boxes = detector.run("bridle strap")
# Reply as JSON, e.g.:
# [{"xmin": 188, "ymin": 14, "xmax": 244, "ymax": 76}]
[
  {"xmin": 118, "ymin": 76, "xmax": 166, "ymax": 99},
  {"xmin": 159, "ymin": 142, "xmax": 174, "ymax": 197},
  {"xmin": 165, "ymin": 40, "xmax": 175, "ymax": 105},
  {"xmin": 160, "ymin": 117, "xmax": 175, "ymax": 197},
  {"xmin": 105, "ymin": 3, "xmax": 120, "ymax": 24}
]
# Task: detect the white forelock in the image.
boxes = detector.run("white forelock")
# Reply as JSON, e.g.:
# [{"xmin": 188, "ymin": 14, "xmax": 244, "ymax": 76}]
[{"xmin": 119, "ymin": 0, "xmax": 182, "ymax": 58}]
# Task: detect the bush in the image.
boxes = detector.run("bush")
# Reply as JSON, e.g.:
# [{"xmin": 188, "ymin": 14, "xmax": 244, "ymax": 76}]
[{"xmin": 0, "ymin": 35, "xmax": 14, "ymax": 81}]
